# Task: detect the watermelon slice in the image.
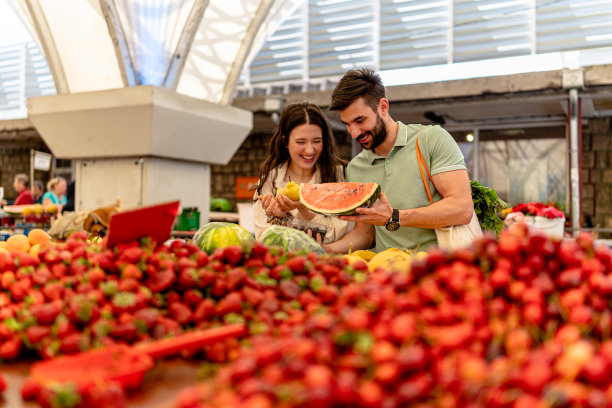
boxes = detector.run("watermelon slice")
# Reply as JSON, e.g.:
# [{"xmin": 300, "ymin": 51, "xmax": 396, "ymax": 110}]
[{"xmin": 299, "ymin": 182, "xmax": 381, "ymax": 215}]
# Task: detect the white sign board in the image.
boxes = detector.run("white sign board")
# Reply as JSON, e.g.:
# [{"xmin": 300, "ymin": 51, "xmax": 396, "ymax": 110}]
[{"xmin": 33, "ymin": 151, "xmax": 52, "ymax": 171}]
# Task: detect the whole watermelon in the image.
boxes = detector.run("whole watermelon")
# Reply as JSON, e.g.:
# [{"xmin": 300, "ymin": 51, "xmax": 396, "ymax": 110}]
[
  {"xmin": 193, "ymin": 222, "xmax": 255, "ymax": 254},
  {"xmin": 258, "ymin": 225, "xmax": 325, "ymax": 254}
]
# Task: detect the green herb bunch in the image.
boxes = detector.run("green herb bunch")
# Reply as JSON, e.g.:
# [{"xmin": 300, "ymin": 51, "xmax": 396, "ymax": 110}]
[{"xmin": 470, "ymin": 180, "xmax": 509, "ymax": 234}]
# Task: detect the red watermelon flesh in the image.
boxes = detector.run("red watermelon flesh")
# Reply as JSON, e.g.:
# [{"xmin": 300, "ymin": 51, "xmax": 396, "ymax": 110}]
[{"xmin": 299, "ymin": 182, "xmax": 381, "ymax": 215}]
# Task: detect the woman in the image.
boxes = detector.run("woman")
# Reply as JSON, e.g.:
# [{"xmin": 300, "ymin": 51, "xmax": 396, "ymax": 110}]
[
  {"xmin": 42, "ymin": 177, "xmax": 68, "ymax": 209},
  {"xmin": 253, "ymin": 102, "xmax": 350, "ymax": 244}
]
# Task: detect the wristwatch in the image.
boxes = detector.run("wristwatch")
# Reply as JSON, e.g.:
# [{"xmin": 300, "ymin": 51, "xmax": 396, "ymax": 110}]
[{"xmin": 385, "ymin": 208, "xmax": 400, "ymax": 231}]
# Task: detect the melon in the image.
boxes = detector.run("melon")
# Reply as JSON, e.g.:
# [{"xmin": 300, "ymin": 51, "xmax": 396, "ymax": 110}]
[
  {"xmin": 193, "ymin": 222, "xmax": 255, "ymax": 254},
  {"xmin": 368, "ymin": 248, "xmax": 413, "ymax": 272},
  {"xmin": 299, "ymin": 182, "xmax": 381, "ymax": 215},
  {"xmin": 210, "ymin": 198, "xmax": 232, "ymax": 212},
  {"xmin": 259, "ymin": 225, "xmax": 325, "ymax": 254}
]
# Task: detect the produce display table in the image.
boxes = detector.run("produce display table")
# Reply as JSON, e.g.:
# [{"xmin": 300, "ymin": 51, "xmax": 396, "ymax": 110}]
[
  {"xmin": 208, "ymin": 211, "xmax": 239, "ymax": 223},
  {"xmin": 0, "ymin": 359, "xmax": 200, "ymax": 408}
]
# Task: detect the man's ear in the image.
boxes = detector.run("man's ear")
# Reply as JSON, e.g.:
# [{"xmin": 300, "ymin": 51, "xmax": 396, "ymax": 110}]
[{"xmin": 378, "ymin": 98, "xmax": 389, "ymax": 116}]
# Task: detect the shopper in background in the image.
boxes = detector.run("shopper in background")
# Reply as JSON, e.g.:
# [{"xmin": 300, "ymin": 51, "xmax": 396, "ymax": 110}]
[
  {"xmin": 42, "ymin": 177, "xmax": 68, "ymax": 210},
  {"xmin": 323, "ymin": 68, "xmax": 473, "ymax": 253},
  {"xmin": 1, "ymin": 173, "xmax": 35, "ymax": 206},
  {"xmin": 253, "ymin": 102, "xmax": 351, "ymax": 244},
  {"xmin": 33, "ymin": 180, "xmax": 45, "ymax": 204}
]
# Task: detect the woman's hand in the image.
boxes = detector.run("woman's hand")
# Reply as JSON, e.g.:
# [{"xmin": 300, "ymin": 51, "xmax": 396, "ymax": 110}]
[
  {"xmin": 258, "ymin": 193, "xmax": 287, "ymax": 217},
  {"xmin": 276, "ymin": 193, "xmax": 301, "ymax": 212},
  {"xmin": 277, "ymin": 194, "xmax": 317, "ymax": 221}
]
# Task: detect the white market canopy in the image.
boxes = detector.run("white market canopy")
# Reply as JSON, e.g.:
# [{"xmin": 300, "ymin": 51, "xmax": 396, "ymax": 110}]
[{"xmin": 9, "ymin": 0, "xmax": 302, "ymax": 104}]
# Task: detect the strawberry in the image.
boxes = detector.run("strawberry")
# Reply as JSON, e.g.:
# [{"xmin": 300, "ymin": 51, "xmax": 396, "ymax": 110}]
[
  {"xmin": 51, "ymin": 263, "xmax": 67, "ymax": 279},
  {"xmin": 0, "ymin": 334, "xmax": 22, "ymax": 360},
  {"xmin": 183, "ymin": 289, "xmax": 203, "ymax": 308},
  {"xmin": 1, "ymin": 270, "xmax": 15, "ymax": 289},
  {"xmin": 178, "ymin": 268, "xmax": 200, "ymax": 290},
  {"xmin": 110, "ymin": 321, "xmax": 139, "ymax": 342},
  {"xmin": 169, "ymin": 302, "xmax": 193, "ymax": 325},
  {"xmin": 285, "ymin": 255, "xmax": 306, "ymax": 274},
  {"xmin": 32, "ymin": 266, "xmax": 52, "ymax": 286},
  {"xmin": 0, "ymin": 250, "xmax": 14, "ymax": 271},
  {"xmin": 21, "ymin": 378, "xmax": 42, "ymax": 401},
  {"xmin": 14, "ymin": 252, "xmax": 39, "ymax": 268},
  {"xmin": 227, "ymin": 267, "xmax": 248, "ymax": 291},
  {"xmin": 133, "ymin": 308, "xmax": 160, "ymax": 329},
  {"xmin": 278, "ymin": 279, "xmax": 300, "ymax": 300},
  {"xmin": 177, "ymin": 257, "xmax": 197, "ymax": 272},
  {"xmin": 42, "ymin": 282, "xmax": 64, "ymax": 301},
  {"xmin": 193, "ymin": 299, "xmax": 215, "ymax": 323},
  {"xmin": 111, "ymin": 292, "xmax": 140, "ymax": 315},
  {"xmin": 216, "ymin": 292, "xmax": 243, "ymax": 316},
  {"xmin": 223, "ymin": 245, "xmax": 244, "ymax": 266},
  {"xmin": 121, "ymin": 264, "xmax": 142, "ymax": 280},
  {"xmin": 25, "ymin": 325, "xmax": 52, "ymax": 344},
  {"xmin": 69, "ymin": 257, "xmax": 89, "ymax": 276},
  {"xmin": 83, "ymin": 380, "xmax": 126, "ymax": 408},
  {"xmin": 118, "ymin": 246, "xmax": 143, "ymax": 264},
  {"xmin": 146, "ymin": 268, "xmax": 176, "ymax": 292},
  {"xmin": 30, "ymin": 302, "xmax": 62, "ymax": 325},
  {"xmin": 67, "ymin": 295, "xmax": 99, "ymax": 324},
  {"xmin": 152, "ymin": 316, "xmax": 181, "ymax": 339},
  {"xmin": 242, "ymin": 287, "xmax": 264, "ymax": 307}
]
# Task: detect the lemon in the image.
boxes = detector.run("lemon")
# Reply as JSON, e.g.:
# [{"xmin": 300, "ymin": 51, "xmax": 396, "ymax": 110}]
[
  {"xmin": 45, "ymin": 204, "xmax": 58, "ymax": 214},
  {"xmin": 33, "ymin": 204, "xmax": 44, "ymax": 215},
  {"xmin": 284, "ymin": 181, "xmax": 300, "ymax": 201},
  {"xmin": 22, "ymin": 206, "xmax": 34, "ymax": 215}
]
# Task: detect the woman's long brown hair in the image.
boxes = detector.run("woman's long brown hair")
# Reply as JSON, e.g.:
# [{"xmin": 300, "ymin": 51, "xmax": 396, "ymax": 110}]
[{"xmin": 254, "ymin": 102, "xmax": 346, "ymax": 197}]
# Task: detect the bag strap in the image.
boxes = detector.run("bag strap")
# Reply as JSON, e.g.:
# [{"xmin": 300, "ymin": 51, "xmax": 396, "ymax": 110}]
[{"xmin": 416, "ymin": 127, "xmax": 438, "ymax": 205}]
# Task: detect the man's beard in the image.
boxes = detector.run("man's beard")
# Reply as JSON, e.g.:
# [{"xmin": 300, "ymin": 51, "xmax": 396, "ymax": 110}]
[{"xmin": 359, "ymin": 114, "xmax": 386, "ymax": 151}]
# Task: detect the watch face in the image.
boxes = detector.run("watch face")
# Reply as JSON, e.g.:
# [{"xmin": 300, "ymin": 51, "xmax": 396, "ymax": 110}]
[{"xmin": 385, "ymin": 221, "xmax": 400, "ymax": 231}]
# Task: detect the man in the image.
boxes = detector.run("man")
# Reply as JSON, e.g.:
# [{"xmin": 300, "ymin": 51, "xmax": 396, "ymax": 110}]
[
  {"xmin": 324, "ymin": 68, "xmax": 473, "ymax": 253},
  {"xmin": 5, "ymin": 174, "xmax": 35, "ymax": 206}
]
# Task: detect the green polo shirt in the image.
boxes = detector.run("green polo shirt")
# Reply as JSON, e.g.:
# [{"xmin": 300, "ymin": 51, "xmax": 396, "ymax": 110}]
[{"xmin": 346, "ymin": 122, "xmax": 467, "ymax": 252}]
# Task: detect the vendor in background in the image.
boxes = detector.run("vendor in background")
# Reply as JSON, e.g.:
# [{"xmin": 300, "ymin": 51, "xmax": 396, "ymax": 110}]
[
  {"xmin": 252, "ymin": 102, "xmax": 351, "ymax": 244},
  {"xmin": 42, "ymin": 177, "xmax": 67, "ymax": 210},
  {"xmin": 1, "ymin": 173, "xmax": 35, "ymax": 206},
  {"xmin": 33, "ymin": 180, "xmax": 45, "ymax": 204}
]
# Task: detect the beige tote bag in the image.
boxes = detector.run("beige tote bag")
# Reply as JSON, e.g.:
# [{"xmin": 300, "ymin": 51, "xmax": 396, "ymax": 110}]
[{"xmin": 416, "ymin": 133, "xmax": 483, "ymax": 251}]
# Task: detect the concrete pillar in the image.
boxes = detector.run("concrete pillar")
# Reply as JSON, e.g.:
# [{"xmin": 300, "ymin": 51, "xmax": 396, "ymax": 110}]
[{"xmin": 27, "ymin": 86, "xmax": 252, "ymax": 225}]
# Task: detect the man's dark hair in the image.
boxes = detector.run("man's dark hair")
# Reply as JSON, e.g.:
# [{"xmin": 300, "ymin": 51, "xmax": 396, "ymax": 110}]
[{"xmin": 329, "ymin": 68, "xmax": 386, "ymax": 112}]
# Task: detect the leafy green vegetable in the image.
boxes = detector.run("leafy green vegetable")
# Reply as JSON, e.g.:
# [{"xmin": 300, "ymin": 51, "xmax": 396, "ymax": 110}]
[{"xmin": 470, "ymin": 180, "xmax": 508, "ymax": 234}]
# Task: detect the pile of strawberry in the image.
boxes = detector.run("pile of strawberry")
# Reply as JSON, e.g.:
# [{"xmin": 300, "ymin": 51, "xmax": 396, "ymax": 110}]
[
  {"xmin": 0, "ymin": 230, "xmax": 364, "ymax": 406},
  {"xmin": 173, "ymin": 224, "xmax": 612, "ymax": 408}
]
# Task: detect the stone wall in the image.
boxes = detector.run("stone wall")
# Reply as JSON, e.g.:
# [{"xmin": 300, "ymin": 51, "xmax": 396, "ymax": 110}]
[
  {"xmin": 582, "ymin": 116, "xmax": 612, "ymax": 236},
  {"xmin": 210, "ymin": 130, "xmax": 353, "ymax": 210}
]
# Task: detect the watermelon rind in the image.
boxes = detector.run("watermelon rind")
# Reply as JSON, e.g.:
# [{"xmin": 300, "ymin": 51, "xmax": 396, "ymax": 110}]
[
  {"xmin": 299, "ymin": 182, "xmax": 381, "ymax": 216},
  {"xmin": 193, "ymin": 222, "xmax": 255, "ymax": 254},
  {"xmin": 258, "ymin": 225, "xmax": 325, "ymax": 254}
]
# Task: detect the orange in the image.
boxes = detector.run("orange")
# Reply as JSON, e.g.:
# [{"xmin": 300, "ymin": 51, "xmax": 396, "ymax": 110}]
[
  {"xmin": 22, "ymin": 206, "xmax": 34, "ymax": 215},
  {"xmin": 29, "ymin": 243, "xmax": 41, "ymax": 258},
  {"xmin": 28, "ymin": 229, "xmax": 51, "ymax": 247},
  {"xmin": 6, "ymin": 234, "xmax": 30, "ymax": 253}
]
